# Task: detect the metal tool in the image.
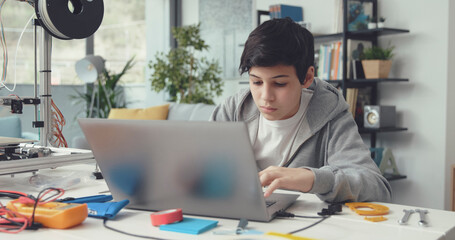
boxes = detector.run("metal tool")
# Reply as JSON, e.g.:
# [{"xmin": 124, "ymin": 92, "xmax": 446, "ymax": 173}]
[
  {"xmin": 236, "ymin": 218, "xmax": 248, "ymax": 234},
  {"xmin": 415, "ymin": 209, "xmax": 428, "ymax": 226},
  {"xmin": 398, "ymin": 209, "xmax": 414, "ymax": 225},
  {"xmin": 213, "ymin": 218, "xmax": 252, "ymax": 235}
]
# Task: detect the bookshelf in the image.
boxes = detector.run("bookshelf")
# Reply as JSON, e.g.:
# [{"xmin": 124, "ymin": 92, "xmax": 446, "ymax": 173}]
[
  {"xmin": 315, "ymin": 0, "xmax": 409, "ymax": 145},
  {"xmin": 314, "ymin": 0, "xmax": 409, "ymax": 181}
]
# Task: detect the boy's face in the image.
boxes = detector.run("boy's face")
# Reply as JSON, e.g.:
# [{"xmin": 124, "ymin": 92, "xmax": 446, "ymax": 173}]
[{"xmin": 249, "ymin": 65, "xmax": 313, "ymax": 121}]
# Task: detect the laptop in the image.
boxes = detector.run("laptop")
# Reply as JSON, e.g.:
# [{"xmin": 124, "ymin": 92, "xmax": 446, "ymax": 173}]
[{"xmin": 78, "ymin": 118, "xmax": 299, "ymax": 222}]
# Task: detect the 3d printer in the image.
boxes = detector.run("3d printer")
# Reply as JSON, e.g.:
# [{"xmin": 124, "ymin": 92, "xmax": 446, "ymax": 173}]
[{"xmin": 0, "ymin": 0, "xmax": 104, "ymax": 175}]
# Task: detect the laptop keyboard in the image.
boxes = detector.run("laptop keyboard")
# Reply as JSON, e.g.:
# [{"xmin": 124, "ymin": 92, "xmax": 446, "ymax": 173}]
[{"xmin": 266, "ymin": 201, "xmax": 276, "ymax": 207}]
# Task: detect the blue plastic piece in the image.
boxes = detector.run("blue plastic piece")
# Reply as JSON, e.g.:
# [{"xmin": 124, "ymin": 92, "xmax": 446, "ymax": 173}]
[
  {"xmin": 159, "ymin": 217, "xmax": 218, "ymax": 235},
  {"xmin": 61, "ymin": 194, "xmax": 113, "ymax": 203},
  {"xmin": 86, "ymin": 199, "xmax": 130, "ymax": 219}
]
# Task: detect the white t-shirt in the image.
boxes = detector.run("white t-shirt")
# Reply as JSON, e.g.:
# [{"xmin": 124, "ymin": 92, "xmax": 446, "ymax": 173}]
[{"xmin": 254, "ymin": 89, "xmax": 313, "ymax": 170}]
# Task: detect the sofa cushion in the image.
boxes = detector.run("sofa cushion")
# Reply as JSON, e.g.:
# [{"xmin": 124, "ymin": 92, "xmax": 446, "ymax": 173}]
[
  {"xmin": 0, "ymin": 115, "xmax": 22, "ymax": 138},
  {"xmin": 167, "ymin": 103, "xmax": 215, "ymax": 121},
  {"xmin": 72, "ymin": 103, "xmax": 215, "ymax": 150},
  {"xmin": 108, "ymin": 104, "xmax": 170, "ymax": 120}
]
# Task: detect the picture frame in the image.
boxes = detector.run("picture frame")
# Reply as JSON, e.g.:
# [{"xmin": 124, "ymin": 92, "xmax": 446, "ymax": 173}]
[
  {"xmin": 347, "ymin": 39, "xmax": 372, "ymax": 77},
  {"xmin": 347, "ymin": 0, "xmax": 373, "ymax": 31}
]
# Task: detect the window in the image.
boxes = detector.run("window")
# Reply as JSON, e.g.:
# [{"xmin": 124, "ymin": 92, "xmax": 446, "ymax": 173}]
[
  {"xmin": 2, "ymin": 1, "xmax": 85, "ymax": 85},
  {"xmin": 1, "ymin": 0, "xmax": 146, "ymax": 86},
  {"xmin": 199, "ymin": 0, "xmax": 253, "ymax": 80},
  {"xmin": 94, "ymin": 0, "xmax": 146, "ymax": 84}
]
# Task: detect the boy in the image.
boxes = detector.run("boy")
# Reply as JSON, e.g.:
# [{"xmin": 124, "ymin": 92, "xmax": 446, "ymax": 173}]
[{"xmin": 210, "ymin": 18, "xmax": 392, "ymax": 203}]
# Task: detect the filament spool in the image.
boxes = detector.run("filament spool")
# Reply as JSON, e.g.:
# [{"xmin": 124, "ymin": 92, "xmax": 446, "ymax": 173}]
[{"xmin": 34, "ymin": 0, "xmax": 104, "ymax": 40}]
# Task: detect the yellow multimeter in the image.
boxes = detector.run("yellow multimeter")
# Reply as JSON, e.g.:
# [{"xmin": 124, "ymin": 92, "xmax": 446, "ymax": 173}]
[{"xmin": 7, "ymin": 200, "xmax": 88, "ymax": 229}]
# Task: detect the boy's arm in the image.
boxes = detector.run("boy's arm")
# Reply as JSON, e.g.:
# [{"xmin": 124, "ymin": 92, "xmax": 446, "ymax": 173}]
[{"xmin": 308, "ymin": 110, "xmax": 392, "ymax": 203}]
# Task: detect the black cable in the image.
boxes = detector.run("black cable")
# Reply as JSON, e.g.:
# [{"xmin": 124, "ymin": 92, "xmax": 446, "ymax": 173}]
[
  {"xmin": 0, "ymin": 193, "xmax": 23, "ymax": 199},
  {"xmin": 0, "ymin": 214, "xmax": 42, "ymax": 231},
  {"xmin": 0, "ymin": 191, "xmax": 28, "ymax": 199},
  {"xmin": 288, "ymin": 216, "xmax": 329, "ymax": 234},
  {"xmin": 0, "ymin": 215, "xmax": 23, "ymax": 227},
  {"xmin": 276, "ymin": 210, "xmax": 325, "ymax": 219},
  {"xmin": 31, "ymin": 188, "xmax": 63, "ymax": 225},
  {"xmin": 103, "ymin": 218, "xmax": 176, "ymax": 240},
  {"xmin": 276, "ymin": 210, "xmax": 330, "ymax": 234}
]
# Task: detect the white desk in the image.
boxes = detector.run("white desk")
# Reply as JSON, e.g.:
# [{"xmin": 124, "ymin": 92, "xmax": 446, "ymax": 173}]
[{"xmin": 1, "ymin": 164, "xmax": 455, "ymax": 240}]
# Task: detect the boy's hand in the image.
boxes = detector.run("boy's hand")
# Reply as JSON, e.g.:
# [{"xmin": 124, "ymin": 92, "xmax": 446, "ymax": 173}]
[{"xmin": 259, "ymin": 166, "xmax": 314, "ymax": 198}]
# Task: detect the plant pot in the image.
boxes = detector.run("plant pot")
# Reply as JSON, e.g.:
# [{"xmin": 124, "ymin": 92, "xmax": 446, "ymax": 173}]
[
  {"xmin": 377, "ymin": 22, "xmax": 385, "ymax": 28},
  {"xmin": 368, "ymin": 22, "xmax": 377, "ymax": 29},
  {"xmin": 361, "ymin": 60, "xmax": 392, "ymax": 79}
]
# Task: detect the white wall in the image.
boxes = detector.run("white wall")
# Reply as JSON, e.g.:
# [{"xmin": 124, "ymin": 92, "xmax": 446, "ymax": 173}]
[
  {"xmin": 376, "ymin": 0, "xmax": 450, "ymax": 210},
  {"xmin": 144, "ymin": 0, "xmax": 170, "ymax": 107},
  {"xmin": 182, "ymin": 0, "xmax": 199, "ymax": 25}
]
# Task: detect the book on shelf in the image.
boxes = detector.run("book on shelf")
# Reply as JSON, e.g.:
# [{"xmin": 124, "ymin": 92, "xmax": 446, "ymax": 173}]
[
  {"xmin": 352, "ymin": 60, "xmax": 365, "ymax": 79},
  {"xmin": 315, "ymin": 40, "xmax": 372, "ymax": 80},
  {"xmin": 354, "ymin": 87, "xmax": 373, "ymax": 127},
  {"xmin": 316, "ymin": 41, "xmax": 343, "ymax": 81},
  {"xmin": 346, "ymin": 88, "xmax": 358, "ymax": 118},
  {"xmin": 318, "ymin": 44, "xmax": 332, "ymax": 80},
  {"xmin": 269, "ymin": 4, "xmax": 303, "ymax": 22},
  {"xmin": 316, "ymin": 45, "xmax": 324, "ymax": 78},
  {"xmin": 338, "ymin": 43, "xmax": 343, "ymax": 79},
  {"xmin": 347, "ymin": 87, "xmax": 374, "ymax": 127},
  {"xmin": 331, "ymin": 41, "xmax": 341, "ymax": 80}
]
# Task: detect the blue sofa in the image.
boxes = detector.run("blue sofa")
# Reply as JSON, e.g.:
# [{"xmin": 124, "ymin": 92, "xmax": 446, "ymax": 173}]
[{"xmin": 0, "ymin": 115, "xmax": 39, "ymax": 140}]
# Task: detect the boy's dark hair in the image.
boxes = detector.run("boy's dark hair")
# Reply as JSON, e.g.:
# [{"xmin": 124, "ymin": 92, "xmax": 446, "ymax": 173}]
[{"xmin": 239, "ymin": 18, "xmax": 314, "ymax": 85}]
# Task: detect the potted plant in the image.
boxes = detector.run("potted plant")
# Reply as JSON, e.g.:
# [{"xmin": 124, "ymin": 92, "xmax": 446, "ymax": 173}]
[
  {"xmin": 378, "ymin": 17, "xmax": 386, "ymax": 28},
  {"xmin": 149, "ymin": 23, "xmax": 223, "ymax": 104},
  {"xmin": 71, "ymin": 58, "xmax": 135, "ymax": 118},
  {"xmin": 360, "ymin": 45, "xmax": 394, "ymax": 79}
]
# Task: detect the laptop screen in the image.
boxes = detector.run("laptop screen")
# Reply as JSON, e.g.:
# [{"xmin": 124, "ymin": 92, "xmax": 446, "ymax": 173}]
[{"xmin": 79, "ymin": 119, "xmax": 275, "ymax": 220}]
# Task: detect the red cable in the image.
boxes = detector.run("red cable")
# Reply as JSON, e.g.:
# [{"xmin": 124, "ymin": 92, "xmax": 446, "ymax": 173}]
[
  {"xmin": 0, "ymin": 188, "xmax": 65, "ymax": 234},
  {"xmin": 0, "ymin": 202, "xmax": 29, "ymax": 234},
  {"xmin": 50, "ymin": 99, "xmax": 68, "ymax": 147}
]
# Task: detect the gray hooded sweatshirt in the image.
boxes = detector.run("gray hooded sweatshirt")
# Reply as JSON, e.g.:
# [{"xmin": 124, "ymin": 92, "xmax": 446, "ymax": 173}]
[{"xmin": 210, "ymin": 78, "xmax": 392, "ymax": 203}]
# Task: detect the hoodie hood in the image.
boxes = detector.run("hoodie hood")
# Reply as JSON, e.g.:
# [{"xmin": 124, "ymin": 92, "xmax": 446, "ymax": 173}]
[{"xmin": 305, "ymin": 78, "xmax": 350, "ymax": 134}]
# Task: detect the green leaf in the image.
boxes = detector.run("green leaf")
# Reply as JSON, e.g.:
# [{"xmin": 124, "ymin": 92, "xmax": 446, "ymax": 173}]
[
  {"xmin": 70, "ymin": 57, "xmax": 135, "ymax": 118},
  {"xmin": 149, "ymin": 23, "xmax": 223, "ymax": 104},
  {"xmin": 360, "ymin": 45, "xmax": 395, "ymax": 60}
]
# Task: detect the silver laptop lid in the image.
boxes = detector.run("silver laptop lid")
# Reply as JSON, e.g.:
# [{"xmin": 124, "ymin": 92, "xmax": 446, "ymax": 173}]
[{"xmin": 79, "ymin": 119, "xmax": 273, "ymax": 221}]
